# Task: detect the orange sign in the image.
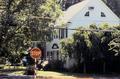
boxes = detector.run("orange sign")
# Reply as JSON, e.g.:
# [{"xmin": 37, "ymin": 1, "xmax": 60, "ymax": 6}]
[{"xmin": 30, "ymin": 48, "xmax": 42, "ymax": 59}]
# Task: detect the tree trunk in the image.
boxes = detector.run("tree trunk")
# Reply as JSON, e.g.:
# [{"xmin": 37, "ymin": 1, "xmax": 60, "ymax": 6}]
[
  {"xmin": 83, "ymin": 62, "xmax": 86, "ymax": 73},
  {"xmin": 103, "ymin": 61, "xmax": 106, "ymax": 73}
]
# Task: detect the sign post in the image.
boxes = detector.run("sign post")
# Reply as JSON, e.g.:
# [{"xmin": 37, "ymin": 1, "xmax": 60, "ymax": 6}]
[{"xmin": 30, "ymin": 47, "xmax": 42, "ymax": 78}]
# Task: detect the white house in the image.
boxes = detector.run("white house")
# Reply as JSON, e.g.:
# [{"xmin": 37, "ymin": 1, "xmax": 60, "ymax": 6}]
[
  {"xmin": 45, "ymin": 0, "xmax": 120, "ymax": 62},
  {"xmin": 58, "ymin": 0, "xmax": 120, "ymax": 36}
]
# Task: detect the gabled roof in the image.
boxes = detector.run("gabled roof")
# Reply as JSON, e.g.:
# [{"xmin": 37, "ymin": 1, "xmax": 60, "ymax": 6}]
[
  {"xmin": 56, "ymin": 0, "xmax": 89, "ymax": 26},
  {"xmin": 62, "ymin": 0, "xmax": 89, "ymax": 23},
  {"xmin": 56, "ymin": 0, "xmax": 120, "ymax": 26}
]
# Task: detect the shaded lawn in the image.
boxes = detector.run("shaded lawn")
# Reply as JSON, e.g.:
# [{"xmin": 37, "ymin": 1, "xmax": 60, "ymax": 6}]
[
  {"xmin": 0, "ymin": 65, "xmax": 83, "ymax": 77},
  {"xmin": 0, "ymin": 70, "xmax": 94, "ymax": 79},
  {"xmin": 0, "ymin": 66, "xmax": 120, "ymax": 79},
  {"xmin": 0, "ymin": 70, "xmax": 120, "ymax": 79}
]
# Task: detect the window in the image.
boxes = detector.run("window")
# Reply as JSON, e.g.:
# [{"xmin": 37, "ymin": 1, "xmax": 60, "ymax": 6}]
[
  {"xmin": 56, "ymin": 35, "xmax": 58, "ymax": 38},
  {"xmin": 66, "ymin": 28, "xmax": 68, "ymax": 38},
  {"xmin": 88, "ymin": 7, "xmax": 94, "ymax": 10},
  {"xmin": 56, "ymin": 51, "xmax": 59, "ymax": 60},
  {"xmin": 85, "ymin": 11, "xmax": 89, "ymax": 16},
  {"xmin": 61, "ymin": 29, "xmax": 64, "ymax": 39},
  {"xmin": 47, "ymin": 52, "xmax": 50, "ymax": 56},
  {"xmin": 59, "ymin": 29, "xmax": 61, "ymax": 39},
  {"xmin": 101, "ymin": 12, "xmax": 106, "ymax": 17},
  {"xmin": 53, "ymin": 34, "xmax": 58, "ymax": 39}
]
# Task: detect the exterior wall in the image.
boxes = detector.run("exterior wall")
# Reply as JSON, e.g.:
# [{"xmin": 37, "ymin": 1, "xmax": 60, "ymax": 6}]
[
  {"xmin": 46, "ymin": 39, "xmax": 60, "ymax": 60},
  {"xmin": 46, "ymin": 39, "xmax": 60, "ymax": 52},
  {"xmin": 45, "ymin": 28, "xmax": 68, "ymax": 60}
]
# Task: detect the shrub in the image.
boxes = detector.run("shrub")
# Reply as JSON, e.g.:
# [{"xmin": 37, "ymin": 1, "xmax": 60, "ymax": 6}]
[{"xmin": 43, "ymin": 60, "xmax": 64, "ymax": 71}]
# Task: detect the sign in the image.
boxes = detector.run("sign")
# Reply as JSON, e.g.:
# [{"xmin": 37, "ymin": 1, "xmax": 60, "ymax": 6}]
[
  {"xmin": 52, "ymin": 43, "xmax": 59, "ymax": 49},
  {"xmin": 30, "ymin": 48, "xmax": 42, "ymax": 59}
]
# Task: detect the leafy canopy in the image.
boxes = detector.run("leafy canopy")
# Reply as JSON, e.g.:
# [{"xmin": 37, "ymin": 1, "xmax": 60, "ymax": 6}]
[{"xmin": 0, "ymin": 0, "xmax": 62, "ymax": 59}]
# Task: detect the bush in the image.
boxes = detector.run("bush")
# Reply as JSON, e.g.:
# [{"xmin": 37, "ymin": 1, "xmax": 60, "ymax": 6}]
[{"xmin": 43, "ymin": 60, "xmax": 64, "ymax": 71}]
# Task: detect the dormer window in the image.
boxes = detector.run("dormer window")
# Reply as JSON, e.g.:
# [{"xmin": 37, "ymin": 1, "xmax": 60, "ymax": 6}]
[
  {"xmin": 101, "ymin": 12, "xmax": 106, "ymax": 17},
  {"xmin": 88, "ymin": 6, "xmax": 94, "ymax": 10},
  {"xmin": 85, "ymin": 11, "xmax": 89, "ymax": 16}
]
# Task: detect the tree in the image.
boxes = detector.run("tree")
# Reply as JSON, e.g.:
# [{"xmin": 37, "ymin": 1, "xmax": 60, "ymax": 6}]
[
  {"xmin": 0, "ymin": 0, "xmax": 62, "ymax": 60},
  {"xmin": 61, "ymin": 25, "xmax": 120, "ymax": 73},
  {"xmin": 109, "ymin": 26, "xmax": 120, "ymax": 56},
  {"xmin": 61, "ymin": 38, "xmax": 74, "ymax": 59}
]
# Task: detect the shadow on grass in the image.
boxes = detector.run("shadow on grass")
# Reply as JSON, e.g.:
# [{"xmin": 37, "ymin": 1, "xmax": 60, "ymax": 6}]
[
  {"xmin": 0, "ymin": 70, "xmax": 120, "ymax": 79},
  {"xmin": 60, "ymin": 71, "xmax": 120, "ymax": 79}
]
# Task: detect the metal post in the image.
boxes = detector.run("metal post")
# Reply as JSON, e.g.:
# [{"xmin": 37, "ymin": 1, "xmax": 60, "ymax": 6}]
[{"xmin": 34, "ymin": 58, "xmax": 37, "ymax": 79}]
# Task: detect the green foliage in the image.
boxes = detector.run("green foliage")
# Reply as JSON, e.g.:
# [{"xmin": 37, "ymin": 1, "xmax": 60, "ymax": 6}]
[
  {"xmin": 99, "ymin": 23, "xmax": 109, "ymax": 29},
  {"xmin": 108, "ymin": 26, "xmax": 120, "ymax": 56},
  {"xmin": 61, "ymin": 25, "xmax": 120, "ymax": 72},
  {"xmin": 61, "ymin": 38, "xmax": 74, "ymax": 58},
  {"xmin": 0, "ymin": 0, "xmax": 62, "ymax": 60}
]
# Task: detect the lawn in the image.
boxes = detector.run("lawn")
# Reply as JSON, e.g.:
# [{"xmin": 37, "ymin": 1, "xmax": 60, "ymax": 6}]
[
  {"xmin": 0, "ymin": 69, "xmax": 93, "ymax": 79},
  {"xmin": 1, "ymin": 70, "xmax": 119, "ymax": 79},
  {"xmin": 0, "ymin": 66, "xmax": 119, "ymax": 79}
]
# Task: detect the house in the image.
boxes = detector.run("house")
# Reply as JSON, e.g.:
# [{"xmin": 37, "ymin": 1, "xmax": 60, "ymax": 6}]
[
  {"xmin": 62, "ymin": 0, "xmax": 120, "ymax": 17},
  {"xmin": 59, "ymin": 0, "xmax": 120, "ymax": 36},
  {"xmin": 45, "ymin": 0, "xmax": 120, "ymax": 62}
]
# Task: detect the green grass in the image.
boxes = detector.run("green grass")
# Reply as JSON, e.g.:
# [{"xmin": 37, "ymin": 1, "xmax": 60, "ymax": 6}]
[
  {"xmin": 1, "ymin": 70, "xmax": 75, "ymax": 77},
  {"xmin": 3, "ymin": 65, "xmax": 26, "ymax": 69},
  {"xmin": 0, "ymin": 70, "xmax": 94, "ymax": 79},
  {"xmin": 8, "ymin": 70, "xmax": 81, "ymax": 78},
  {"xmin": 36, "ymin": 71, "xmax": 64, "ymax": 76},
  {"xmin": 0, "ymin": 66, "xmax": 81, "ymax": 78},
  {"xmin": 0, "ymin": 65, "xmax": 66, "ymax": 76},
  {"xmin": 9, "ymin": 70, "xmax": 65, "ymax": 76},
  {"xmin": 10, "ymin": 71, "xmax": 24, "ymax": 75}
]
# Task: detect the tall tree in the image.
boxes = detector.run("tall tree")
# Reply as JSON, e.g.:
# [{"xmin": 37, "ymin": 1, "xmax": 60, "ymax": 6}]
[
  {"xmin": 0, "ymin": 0, "xmax": 62, "ymax": 59},
  {"xmin": 61, "ymin": 25, "xmax": 120, "ymax": 73}
]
